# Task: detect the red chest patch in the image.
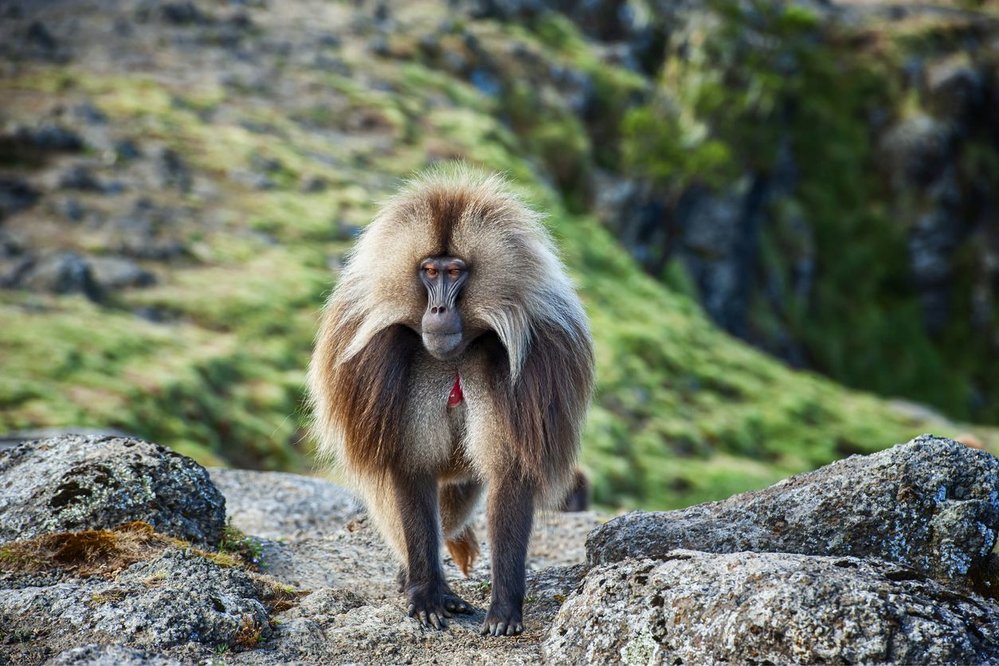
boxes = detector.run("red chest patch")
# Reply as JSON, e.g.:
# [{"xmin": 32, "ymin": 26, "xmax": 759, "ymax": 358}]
[{"xmin": 447, "ymin": 373, "xmax": 464, "ymax": 408}]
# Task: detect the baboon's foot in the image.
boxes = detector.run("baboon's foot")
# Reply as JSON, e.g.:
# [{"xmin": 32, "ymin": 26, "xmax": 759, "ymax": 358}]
[
  {"xmin": 480, "ymin": 600, "xmax": 524, "ymax": 637},
  {"xmin": 405, "ymin": 582, "xmax": 473, "ymax": 630}
]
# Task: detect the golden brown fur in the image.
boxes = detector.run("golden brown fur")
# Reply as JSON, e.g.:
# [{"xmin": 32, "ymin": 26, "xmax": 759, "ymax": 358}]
[{"xmin": 307, "ymin": 164, "xmax": 593, "ymax": 634}]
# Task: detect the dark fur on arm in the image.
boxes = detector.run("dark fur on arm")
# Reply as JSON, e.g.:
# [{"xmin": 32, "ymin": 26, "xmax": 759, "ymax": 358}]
[
  {"xmin": 323, "ymin": 322, "xmax": 420, "ymax": 474},
  {"xmin": 489, "ymin": 310, "xmax": 594, "ymax": 499}
]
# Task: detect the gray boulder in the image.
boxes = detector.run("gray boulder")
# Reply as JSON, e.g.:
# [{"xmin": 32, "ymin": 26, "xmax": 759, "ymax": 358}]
[
  {"xmin": 587, "ymin": 436, "xmax": 999, "ymax": 587},
  {"xmin": 544, "ymin": 551, "xmax": 999, "ymax": 665},
  {"xmin": 1, "ymin": 550, "xmax": 271, "ymax": 664},
  {"xmin": 0, "ymin": 435, "xmax": 225, "ymax": 547}
]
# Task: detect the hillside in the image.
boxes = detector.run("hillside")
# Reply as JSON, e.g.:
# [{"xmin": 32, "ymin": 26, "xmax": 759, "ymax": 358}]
[{"xmin": 1, "ymin": 0, "xmax": 996, "ymax": 509}]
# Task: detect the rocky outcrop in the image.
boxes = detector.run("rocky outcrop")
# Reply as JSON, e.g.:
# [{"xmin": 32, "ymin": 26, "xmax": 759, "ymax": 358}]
[
  {"xmin": 3, "ymin": 435, "xmax": 999, "ymax": 664},
  {"xmin": 1, "ymin": 549, "xmax": 274, "ymax": 664},
  {"xmin": 545, "ymin": 552, "xmax": 999, "ymax": 665},
  {"xmin": 0, "ymin": 435, "xmax": 226, "ymax": 547},
  {"xmin": 586, "ymin": 436, "xmax": 999, "ymax": 587},
  {"xmin": 0, "ymin": 435, "xmax": 602, "ymax": 665},
  {"xmin": 592, "ymin": 1, "xmax": 999, "ymax": 418}
]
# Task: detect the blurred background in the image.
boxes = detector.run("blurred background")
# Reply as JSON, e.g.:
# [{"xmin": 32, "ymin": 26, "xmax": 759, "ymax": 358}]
[{"xmin": 1, "ymin": 0, "xmax": 997, "ymax": 510}]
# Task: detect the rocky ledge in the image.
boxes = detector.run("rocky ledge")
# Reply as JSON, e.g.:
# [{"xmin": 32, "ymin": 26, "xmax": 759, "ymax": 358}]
[{"xmin": 1, "ymin": 434, "xmax": 998, "ymax": 664}]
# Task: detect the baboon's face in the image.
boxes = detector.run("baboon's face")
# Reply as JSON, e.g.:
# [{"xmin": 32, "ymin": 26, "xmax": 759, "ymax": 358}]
[{"xmin": 418, "ymin": 255, "xmax": 470, "ymax": 360}]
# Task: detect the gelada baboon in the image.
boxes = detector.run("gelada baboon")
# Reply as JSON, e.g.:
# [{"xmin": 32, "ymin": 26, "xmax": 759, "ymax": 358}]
[{"xmin": 308, "ymin": 164, "xmax": 593, "ymax": 636}]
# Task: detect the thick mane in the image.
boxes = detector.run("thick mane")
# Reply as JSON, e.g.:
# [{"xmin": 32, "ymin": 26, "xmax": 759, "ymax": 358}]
[
  {"xmin": 308, "ymin": 163, "xmax": 593, "ymax": 483},
  {"xmin": 334, "ymin": 164, "xmax": 585, "ymax": 379},
  {"xmin": 307, "ymin": 303, "xmax": 418, "ymax": 475}
]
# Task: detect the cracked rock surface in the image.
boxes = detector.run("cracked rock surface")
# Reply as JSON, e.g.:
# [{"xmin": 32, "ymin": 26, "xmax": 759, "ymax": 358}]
[
  {"xmin": 545, "ymin": 551, "xmax": 999, "ymax": 665},
  {"xmin": 587, "ymin": 435, "xmax": 999, "ymax": 587}
]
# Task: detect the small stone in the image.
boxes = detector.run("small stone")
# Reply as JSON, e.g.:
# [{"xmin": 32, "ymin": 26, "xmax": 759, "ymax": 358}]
[
  {"xmin": 88, "ymin": 256, "xmax": 157, "ymax": 290},
  {"xmin": 26, "ymin": 21, "xmax": 58, "ymax": 52},
  {"xmin": 159, "ymin": 1, "xmax": 206, "ymax": 25},
  {"xmin": 8, "ymin": 251, "xmax": 104, "ymax": 302},
  {"xmin": 0, "ymin": 176, "xmax": 40, "ymax": 220},
  {"xmin": 58, "ymin": 165, "xmax": 106, "ymax": 192},
  {"xmin": 157, "ymin": 148, "xmax": 192, "ymax": 192},
  {"xmin": 300, "ymin": 175, "xmax": 329, "ymax": 193},
  {"xmin": 114, "ymin": 139, "xmax": 141, "ymax": 161},
  {"xmin": 72, "ymin": 103, "xmax": 107, "ymax": 125}
]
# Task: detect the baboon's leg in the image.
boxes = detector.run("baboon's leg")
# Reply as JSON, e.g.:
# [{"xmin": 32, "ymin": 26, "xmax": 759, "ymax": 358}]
[
  {"xmin": 392, "ymin": 470, "xmax": 472, "ymax": 629},
  {"xmin": 559, "ymin": 468, "xmax": 590, "ymax": 512},
  {"xmin": 481, "ymin": 472, "xmax": 533, "ymax": 637},
  {"xmin": 440, "ymin": 479, "xmax": 483, "ymax": 576}
]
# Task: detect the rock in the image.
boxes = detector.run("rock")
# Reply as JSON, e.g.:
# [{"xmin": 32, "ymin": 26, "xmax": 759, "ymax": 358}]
[
  {"xmin": 470, "ymin": 0, "xmax": 548, "ymax": 22},
  {"xmin": 7, "ymin": 251, "xmax": 104, "ymax": 302},
  {"xmin": 910, "ymin": 204, "xmax": 962, "ymax": 334},
  {"xmin": 544, "ymin": 551, "xmax": 999, "ymax": 665},
  {"xmin": 0, "ymin": 175, "xmax": 40, "ymax": 220},
  {"xmin": 926, "ymin": 59, "xmax": 985, "ymax": 123},
  {"xmin": 0, "ymin": 464, "xmax": 599, "ymax": 665},
  {"xmin": 110, "ymin": 199, "xmax": 188, "ymax": 261},
  {"xmin": 551, "ymin": 0, "xmax": 636, "ymax": 41},
  {"xmin": 469, "ymin": 68, "xmax": 502, "ymax": 97},
  {"xmin": 20, "ymin": 20, "xmax": 69, "ymax": 61},
  {"xmin": 0, "ymin": 427, "xmax": 133, "ymax": 451},
  {"xmin": 881, "ymin": 114, "xmax": 953, "ymax": 188},
  {"xmin": 72, "ymin": 103, "xmax": 108, "ymax": 125},
  {"xmin": 0, "ymin": 550, "xmax": 271, "ymax": 662},
  {"xmin": 18, "ymin": 124, "xmax": 85, "ymax": 152},
  {"xmin": 47, "ymin": 644, "xmax": 183, "ymax": 665},
  {"xmin": 0, "ymin": 125, "xmax": 84, "ymax": 166},
  {"xmin": 550, "ymin": 65, "xmax": 595, "ymax": 117},
  {"xmin": 113, "ymin": 139, "xmax": 141, "ymax": 162},
  {"xmin": 3, "ymin": 250, "xmax": 150, "ymax": 298},
  {"xmin": 208, "ymin": 469, "xmax": 363, "ymax": 540},
  {"xmin": 60, "ymin": 197, "xmax": 87, "ymax": 222},
  {"xmin": 58, "ymin": 165, "xmax": 106, "ymax": 192},
  {"xmin": 586, "ymin": 436, "xmax": 999, "ymax": 587},
  {"xmin": 156, "ymin": 149, "xmax": 192, "ymax": 193},
  {"xmin": 0, "ymin": 435, "xmax": 226, "ymax": 547},
  {"xmin": 674, "ymin": 178, "xmax": 769, "ymax": 339},
  {"xmin": 26, "ymin": 21, "xmax": 58, "ymax": 52},
  {"xmin": 158, "ymin": 2, "xmax": 208, "ymax": 25},
  {"xmin": 299, "ymin": 175, "xmax": 328, "ymax": 192},
  {"xmin": 87, "ymin": 256, "xmax": 157, "ymax": 290}
]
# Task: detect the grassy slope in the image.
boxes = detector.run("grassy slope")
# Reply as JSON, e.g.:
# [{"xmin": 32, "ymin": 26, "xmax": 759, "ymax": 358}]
[{"xmin": 0, "ymin": 3, "xmax": 992, "ymax": 510}]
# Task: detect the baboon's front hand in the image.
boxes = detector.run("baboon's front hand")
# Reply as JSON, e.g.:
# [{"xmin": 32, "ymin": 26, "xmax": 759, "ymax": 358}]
[{"xmin": 480, "ymin": 601, "xmax": 524, "ymax": 637}]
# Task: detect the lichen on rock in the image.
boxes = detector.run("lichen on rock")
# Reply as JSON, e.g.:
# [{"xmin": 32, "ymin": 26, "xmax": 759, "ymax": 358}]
[
  {"xmin": 544, "ymin": 551, "xmax": 999, "ymax": 665},
  {"xmin": 586, "ymin": 435, "xmax": 999, "ymax": 588},
  {"xmin": 0, "ymin": 435, "xmax": 226, "ymax": 547}
]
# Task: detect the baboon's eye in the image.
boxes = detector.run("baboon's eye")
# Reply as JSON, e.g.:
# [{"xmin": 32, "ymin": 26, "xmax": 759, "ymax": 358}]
[
  {"xmin": 424, "ymin": 266, "xmax": 438, "ymax": 279},
  {"xmin": 447, "ymin": 268, "xmax": 462, "ymax": 279}
]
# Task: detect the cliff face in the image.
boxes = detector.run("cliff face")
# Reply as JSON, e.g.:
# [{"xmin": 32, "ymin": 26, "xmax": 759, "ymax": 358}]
[
  {"xmin": 0, "ymin": 0, "xmax": 997, "ymax": 510},
  {"xmin": 601, "ymin": 0, "xmax": 999, "ymax": 424},
  {"xmin": 2, "ymin": 434, "xmax": 998, "ymax": 664}
]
